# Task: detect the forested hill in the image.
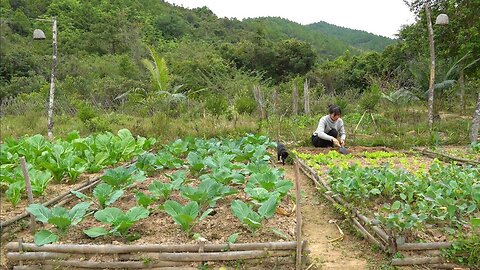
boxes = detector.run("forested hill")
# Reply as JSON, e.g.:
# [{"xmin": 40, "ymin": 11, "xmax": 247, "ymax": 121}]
[
  {"xmin": 245, "ymin": 17, "xmax": 394, "ymax": 57},
  {"xmin": 243, "ymin": 17, "xmax": 358, "ymax": 60},
  {"xmin": 307, "ymin": 21, "xmax": 395, "ymax": 52},
  {"xmin": 1, "ymin": 0, "xmax": 396, "ymax": 99}
]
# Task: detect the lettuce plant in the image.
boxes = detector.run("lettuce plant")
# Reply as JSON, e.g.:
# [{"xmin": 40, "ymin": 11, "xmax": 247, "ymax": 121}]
[
  {"xmin": 83, "ymin": 206, "xmax": 149, "ymax": 238},
  {"xmin": 231, "ymin": 196, "xmax": 277, "ymax": 232},
  {"xmin": 27, "ymin": 202, "xmax": 91, "ymax": 246},
  {"xmin": 72, "ymin": 183, "xmax": 124, "ymax": 209},
  {"xmin": 163, "ymin": 200, "xmax": 212, "ymax": 236},
  {"xmin": 101, "ymin": 166, "xmax": 146, "ymax": 189}
]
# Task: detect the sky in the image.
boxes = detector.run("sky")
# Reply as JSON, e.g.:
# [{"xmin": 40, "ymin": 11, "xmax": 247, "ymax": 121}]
[{"xmin": 164, "ymin": 0, "xmax": 417, "ymax": 38}]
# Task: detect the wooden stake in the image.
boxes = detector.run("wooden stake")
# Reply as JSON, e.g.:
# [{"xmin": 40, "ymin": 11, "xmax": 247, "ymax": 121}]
[
  {"xmin": 294, "ymin": 161, "xmax": 302, "ymax": 270},
  {"xmin": 19, "ymin": 157, "xmax": 35, "ymax": 234}
]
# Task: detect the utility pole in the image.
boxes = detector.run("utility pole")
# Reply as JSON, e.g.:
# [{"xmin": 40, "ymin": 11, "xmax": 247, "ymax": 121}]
[
  {"xmin": 34, "ymin": 16, "xmax": 57, "ymax": 140},
  {"xmin": 425, "ymin": 4, "xmax": 435, "ymax": 129}
]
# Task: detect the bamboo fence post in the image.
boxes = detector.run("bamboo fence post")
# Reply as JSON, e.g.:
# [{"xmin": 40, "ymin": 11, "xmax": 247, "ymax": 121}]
[
  {"xmin": 19, "ymin": 157, "xmax": 35, "ymax": 234},
  {"xmin": 303, "ymin": 79, "xmax": 310, "ymax": 115},
  {"xmin": 294, "ymin": 161, "xmax": 302, "ymax": 270},
  {"xmin": 292, "ymin": 84, "xmax": 298, "ymax": 116},
  {"xmin": 252, "ymin": 85, "xmax": 266, "ymax": 120},
  {"xmin": 272, "ymin": 89, "xmax": 278, "ymax": 116}
]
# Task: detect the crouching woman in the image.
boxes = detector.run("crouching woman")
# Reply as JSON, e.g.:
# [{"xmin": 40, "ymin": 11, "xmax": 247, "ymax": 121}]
[{"xmin": 312, "ymin": 105, "xmax": 346, "ymax": 147}]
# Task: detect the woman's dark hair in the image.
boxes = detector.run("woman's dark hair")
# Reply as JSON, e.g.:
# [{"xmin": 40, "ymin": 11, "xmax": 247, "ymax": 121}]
[{"xmin": 328, "ymin": 104, "xmax": 341, "ymax": 116}]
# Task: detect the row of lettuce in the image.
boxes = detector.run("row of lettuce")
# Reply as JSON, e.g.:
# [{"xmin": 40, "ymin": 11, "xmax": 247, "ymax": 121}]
[
  {"xmin": 297, "ymin": 151, "xmax": 479, "ymax": 233},
  {"xmin": 1, "ymin": 129, "xmax": 156, "ymax": 206},
  {"xmin": 297, "ymin": 151, "xmax": 480, "ymax": 267},
  {"xmin": 6, "ymin": 133, "xmax": 292, "ymax": 246}
]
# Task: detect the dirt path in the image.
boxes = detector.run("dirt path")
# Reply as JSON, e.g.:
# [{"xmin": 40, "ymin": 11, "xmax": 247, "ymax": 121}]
[{"xmin": 283, "ymin": 163, "xmax": 377, "ymax": 270}]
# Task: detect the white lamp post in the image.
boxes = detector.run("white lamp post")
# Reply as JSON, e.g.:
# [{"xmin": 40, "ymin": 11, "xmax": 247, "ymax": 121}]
[
  {"xmin": 425, "ymin": 5, "xmax": 448, "ymax": 128},
  {"xmin": 33, "ymin": 16, "xmax": 57, "ymax": 140}
]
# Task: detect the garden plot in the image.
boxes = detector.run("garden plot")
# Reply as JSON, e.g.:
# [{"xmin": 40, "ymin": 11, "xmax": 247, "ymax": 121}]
[
  {"xmin": 2, "ymin": 135, "xmax": 300, "ymax": 269},
  {"xmin": 0, "ymin": 129, "xmax": 155, "ymax": 223},
  {"xmin": 296, "ymin": 147, "xmax": 479, "ymax": 268}
]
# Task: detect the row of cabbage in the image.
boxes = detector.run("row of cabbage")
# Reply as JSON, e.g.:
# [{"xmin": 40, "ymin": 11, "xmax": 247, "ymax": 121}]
[
  {"xmin": 297, "ymin": 151, "xmax": 480, "ymax": 236},
  {"xmin": 26, "ymin": 134, "xmax": 293, "ymax": 246},
  {"xmin": 0, "ymin": 129, "xmax": 156, "ymax": 206}
]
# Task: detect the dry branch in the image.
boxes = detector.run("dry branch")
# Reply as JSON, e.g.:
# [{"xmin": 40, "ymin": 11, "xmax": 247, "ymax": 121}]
[
  {"xmin": 11, "ymin": 260, "xmax": 190, "ymax": 269},
  {"xmin": 351, "ymin": 218, "xmax": 386, "ymax": 251},
  {"xmin": 354, "ymin": 211, "xmax": 390, "ymax": 244},
  {"xmin": 13, "ymin": 267, "xmax": 197, "ymax": 270},
  {"xmin": 7, "ymin": 252, "xmax": 71, "ymax": 261},
  {"xmin": 6, "ymin": 241, "xmax": 302, "ymax": 254},
  {"xmin": 397, "ymin": 242, "xmax": 452, "ymax": 251},
  {"xmin": 415, "ymin": 147, "xmax": 479, "ymax": 165},
  {"xmin": 392, "ymin": 256, "xmax": 443, "ymax": 265}
]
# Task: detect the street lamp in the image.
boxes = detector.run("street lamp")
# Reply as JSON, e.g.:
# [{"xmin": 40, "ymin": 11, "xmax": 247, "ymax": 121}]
[
  {"xmin": 33, "ymin": 16, "xmax": 57, "ymax": 140},
  {"xmin": 425, "ymin": 5, "xmax": 448, "ymax": 128}
]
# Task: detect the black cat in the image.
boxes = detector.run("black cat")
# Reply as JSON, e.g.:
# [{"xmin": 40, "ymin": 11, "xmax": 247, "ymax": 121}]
[{"xmin": 277, "ymin": 142, "xmax": 289, "ymax": 165}]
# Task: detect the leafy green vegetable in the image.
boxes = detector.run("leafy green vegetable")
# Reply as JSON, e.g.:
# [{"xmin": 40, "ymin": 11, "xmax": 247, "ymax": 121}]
[
  {"xmin": 30, "ymin": 169, "xmax": 53, "ymax": 196},
  {"xmin": 84, "ymin": 206, "xmax": 149, "ymax": 238},
  {"xmin": 180, "ymin": 179, "xmax": 237, "ymax": 208},
  {"xmin": 163, "ymin": 200, "xmax": 212, "ymax": 236},
  {"xmin": 135, "ymin": 191, "xmax": 156, "ymax": 208},
  {"xmin": 27, "ymin": 202, "xmax": 91, "ymax": 245},
  {"xmin": 101, "ymin": 166, "xmax": 146, "ymax": 189}
]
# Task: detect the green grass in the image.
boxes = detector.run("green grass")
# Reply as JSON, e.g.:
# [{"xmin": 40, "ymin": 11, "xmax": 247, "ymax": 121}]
[{"xmin": 1, "ymin": 106, "xmax": 472, "ymax": 149}]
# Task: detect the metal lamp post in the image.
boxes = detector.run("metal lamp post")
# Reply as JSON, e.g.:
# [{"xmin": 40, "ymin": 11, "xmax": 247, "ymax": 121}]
[
  {"xmin": 425, "ymin": 5, "xmax": 448, "ymax": 128},
  {"xmin": 33, "ymin": 16, "xmax": 57, "ymax": 140}
]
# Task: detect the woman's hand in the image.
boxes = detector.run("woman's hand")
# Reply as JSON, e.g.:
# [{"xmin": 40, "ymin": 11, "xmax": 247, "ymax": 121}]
[
  {"xmin": 340, "ymin": 139, "xmax": 345, "ymax": 146},
  {"xmin": 332, "ymin": 138, "xmax": 340, "ymax": 147}
]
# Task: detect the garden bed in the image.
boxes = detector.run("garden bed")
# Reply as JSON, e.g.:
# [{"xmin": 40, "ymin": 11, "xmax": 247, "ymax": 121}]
[
  {"xmin": 295, "ymin": 147, "xmax": 479, "ymax": 268},
  {"xmin": 2, "ymin": 135, "xmax": 303, "ymax": 269}
]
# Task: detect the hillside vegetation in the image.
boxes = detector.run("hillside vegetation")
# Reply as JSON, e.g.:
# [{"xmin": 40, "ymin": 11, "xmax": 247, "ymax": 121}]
[{"xmin": 1, "ymin": 0, "xmax": 479, "ymax": 149}]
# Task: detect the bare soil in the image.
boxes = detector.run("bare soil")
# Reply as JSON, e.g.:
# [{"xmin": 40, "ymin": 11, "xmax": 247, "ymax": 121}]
[{"xmin": 281, "ymin": 163, "xmax": 375, "ymax": 270}]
